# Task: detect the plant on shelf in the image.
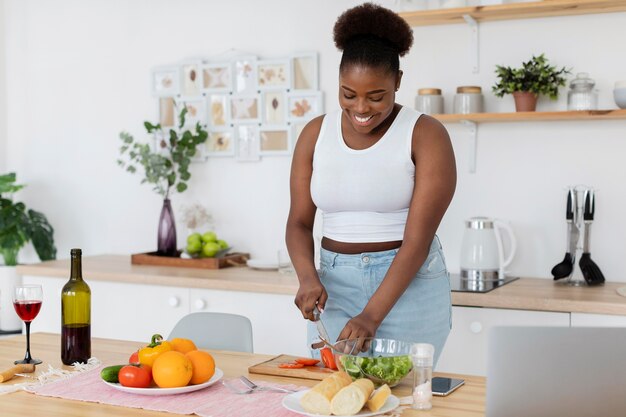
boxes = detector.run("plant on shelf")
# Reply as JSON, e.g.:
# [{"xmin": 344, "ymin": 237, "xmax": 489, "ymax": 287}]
[
  {"xmin": 492, "ymin": 53, "xmax": 570, "ymax": 112},
  {"xmin": 0, "ymin": 173, "xmax": 56, "ymax": 266},
  {"xmin": 117, "ymin": 106, "xmax": 208, "ymax": 257}
]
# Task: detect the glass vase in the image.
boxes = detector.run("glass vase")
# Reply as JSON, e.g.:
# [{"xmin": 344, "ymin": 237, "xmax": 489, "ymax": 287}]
[{"xmin": 157, "ymin": 198, "xmax": 178, "ymax": 256}]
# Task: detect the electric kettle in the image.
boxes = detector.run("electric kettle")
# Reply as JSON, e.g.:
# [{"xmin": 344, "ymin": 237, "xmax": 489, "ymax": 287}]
[{"xmin": 460, "ymin": 217, "xmax": 517, "ymax": 281}]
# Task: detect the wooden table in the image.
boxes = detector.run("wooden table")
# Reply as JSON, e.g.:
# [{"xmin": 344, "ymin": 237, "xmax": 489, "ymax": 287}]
[{"xmin": 0, "ymin": 333, "xmax": 485, "ymax": 416}]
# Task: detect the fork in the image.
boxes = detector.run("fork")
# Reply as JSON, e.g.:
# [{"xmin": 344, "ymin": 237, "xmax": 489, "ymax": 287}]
[{"xmin": 239, "ymin": 376, "xmax": 297, "ymax": 393}]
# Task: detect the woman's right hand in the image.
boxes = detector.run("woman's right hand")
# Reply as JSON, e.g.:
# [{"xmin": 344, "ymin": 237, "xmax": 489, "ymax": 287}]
[{"xmin": 294, "ymin": 278, "xmax": 328, "ymax": 321}]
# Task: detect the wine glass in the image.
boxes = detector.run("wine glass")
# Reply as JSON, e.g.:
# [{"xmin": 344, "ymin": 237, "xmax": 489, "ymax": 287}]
[{"xmin": 13, "ymin": 285, "xmax": 43, "ymax": 365}]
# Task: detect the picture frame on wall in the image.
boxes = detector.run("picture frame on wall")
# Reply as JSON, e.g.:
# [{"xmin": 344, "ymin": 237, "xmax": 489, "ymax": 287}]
[
  {"xmin": 230, "ymin": 94, "xmax": 260, "ymax": 123},
  {"xmin": 201, "ymin": 62, "xmax": 233, "ymax": 93},
  {"xmin": 257, "ymin": 59, "xmax": 291, "ymax": 90},
  {"xmin": 260, "ymin": 126, "xmax": 291, "ymax": 155},
  {"xmin": 261, "ymin": 90, "xmax": 287, "ymax": 125},
  {"xmin": 290, "ymin": 52, "xmax": 318, "ymax": 90},
  {"xmin": 287, "ymin": 91, "xmax": 323, "ymax": 122},
  {"xmin": 207, "ymin": 94, "xmax": 230, "ymax": 127},
  {"xmin": 181, "ymin": 62, "xmax": 202, "ymax": 96},
  {"xmin": 206, "ymin": 127, "xmax": 235, "ymax": 156},
  {"xmin": 236, "ymin": 124, "xmax": 261, "ymax": 161},
  {"xmin": 158, "ymin": 97, "xmax": 177, "ymax": 128},
  {"xmin": 233, "ymin": 55, "xmax": 258, "ymax": 94},
  {"xmin": 176, "ymin": 97, "xmax": 207, "ymax": 127},
  {"xmin": 151, "ymin": 66, "xmax": 181, "ymax": 97}
]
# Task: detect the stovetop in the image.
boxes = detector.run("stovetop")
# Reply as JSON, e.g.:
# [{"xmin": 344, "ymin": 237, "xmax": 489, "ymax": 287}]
[{"xmin": 450, "ymin": 273, "xmax": 519, "ymax": 293}]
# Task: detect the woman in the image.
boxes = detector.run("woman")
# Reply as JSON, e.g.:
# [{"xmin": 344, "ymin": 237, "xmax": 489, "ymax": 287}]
[{"xmin": 286, "ymin": 3, "xmax": 456, "ymax": 365}]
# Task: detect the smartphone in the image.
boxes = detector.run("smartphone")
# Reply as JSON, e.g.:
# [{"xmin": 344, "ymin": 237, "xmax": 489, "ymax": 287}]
[{"xmin": 432, "ymin": 377, "xmax": 465, "ymax": 396}]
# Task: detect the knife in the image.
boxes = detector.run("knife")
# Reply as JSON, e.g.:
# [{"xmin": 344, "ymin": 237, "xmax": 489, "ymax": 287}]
[
  {"xmin": 567, "ymin": 188, "xmax": 580, "ymax": 264},
  {"xmin": 0, "ymin": 363, "xmax": 36, "ymax": 383},
  {"xmin": 312, "ymin": 306, "xmax": 331, "ymax": 349}
]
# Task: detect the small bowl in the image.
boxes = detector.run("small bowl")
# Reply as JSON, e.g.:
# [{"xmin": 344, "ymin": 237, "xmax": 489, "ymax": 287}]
[
  {"xmin": 331, "ymin": 337, "xmax": 414, "ymax": 387},
  {"xmin": 614, "ymin": 87, "xmax": 626, "ymax": 109}
]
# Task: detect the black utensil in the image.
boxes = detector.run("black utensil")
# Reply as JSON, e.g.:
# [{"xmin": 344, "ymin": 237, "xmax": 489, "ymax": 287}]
[
  {"xmin": 578, "ymin": 189, "xmax": 605, "ymax": 285},
  {"xmin": 552, "ymin": 188, "xmax": 578, "ymax": 280}
]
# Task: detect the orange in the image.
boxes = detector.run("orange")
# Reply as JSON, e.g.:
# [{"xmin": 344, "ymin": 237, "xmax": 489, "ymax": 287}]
[
  {"xmin": 152, "ymin": 350, "xmax": 193, "ymax": 388},
  {"xmin": 185, "ymin": 350, "xmax": 216, "ymax": 385},
  {"xmin": 170, "ymin": 337, "xmax": 197, "ymax": 354}
]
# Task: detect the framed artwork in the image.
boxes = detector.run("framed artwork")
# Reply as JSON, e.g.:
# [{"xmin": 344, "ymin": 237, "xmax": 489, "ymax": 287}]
[
  {"xmin": 291, "ymin": 52, "xmax": 318, "ymax": 90},
  {"xmin": 151, "ymin": 66, "xmax": 180, "ymax": 97},
  {"xmin": 260, "ymin": 127, "xmax": 291, "ymax": 155},
  {"xmin": 287, "ymin": 91, "xmax": 323, "ymax": 122},
  {"xmin": 176, "ymin": 97, "xmax": 207, "ymax": 126},
  {"xmin": 158, "ymin": 97, "xmax": 176, "ymax": 128},
  {"xmin": 257, "ymin": 59, "xmax": 291, "ymax": 90},
  {"xmin": 206, "ymin": 128, "xmax": 235, "ymax": 156},
  {"xmin": 261, "ymin": 90, "xmax": 287, "ymax": 125},
  {"xmin": 207, "ymin": 94, "xmax": 230, "ymax": 127},
  {"xmin": 236, "ymin": 124, "xmax": 261, "ymax": 161},
  {"xmin": 181, "ymin": 62, "xmax": 202, "ymax": 96},
  {"xmin": 201, "ymin": 62, "xmax": 232, "ymax": 93},
  {"xmin": 230, "ymin": 94, "xmax": 260, "ymax": 123},
  {"xmin": 233, "ymin": 56, "xmax": 258, "ymax": 94}
]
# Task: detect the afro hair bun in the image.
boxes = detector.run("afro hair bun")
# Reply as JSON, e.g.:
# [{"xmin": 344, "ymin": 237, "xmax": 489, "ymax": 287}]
[{"xmin": 333, "ymin": 2, "xmax": 414, "ymax": 57}]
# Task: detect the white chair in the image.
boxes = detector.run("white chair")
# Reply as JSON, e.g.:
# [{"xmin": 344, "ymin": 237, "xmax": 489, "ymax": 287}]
[{"xmin": 168, "ymin": 312, "xmax": 254, "ymax": 353}]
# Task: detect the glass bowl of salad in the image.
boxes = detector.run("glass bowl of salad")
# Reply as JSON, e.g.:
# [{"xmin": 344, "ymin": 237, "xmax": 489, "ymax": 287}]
[{"xmin": 331, "ymin": 337, "xmax": 413, "ymax": 387}]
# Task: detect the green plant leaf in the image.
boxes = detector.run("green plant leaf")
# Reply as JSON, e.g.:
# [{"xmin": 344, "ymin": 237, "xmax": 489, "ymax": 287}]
[
  {"xmin": 176, "ymin": 182, "xmax": 187, "ymax": 193},
  {"xmin": 0, "ymin": 172, "xmax": 25, "ymax": 195},
  {"xmin": 28, "ymin": 209, "xmax": 56, "ymax": 261}
]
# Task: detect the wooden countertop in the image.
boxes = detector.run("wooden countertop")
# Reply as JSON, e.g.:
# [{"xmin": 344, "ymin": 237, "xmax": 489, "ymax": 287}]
[
  {"xmin": 17, "ymin": 255, "xmax": 626, "ymax": 315},
  {"xmin": 0, "ymin": 333, "xmax": 485, "ymax": 416}
]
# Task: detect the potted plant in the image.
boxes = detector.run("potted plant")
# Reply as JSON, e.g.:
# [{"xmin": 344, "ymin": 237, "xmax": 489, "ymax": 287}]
[
  {"xmin": 0, "ymin": 173, "xmax": 56, "ymax": 331},
  {"xmin": 117, "ymin": 107, "xmax": 208, "ymax": 257},
  {"xmin": 492, "ymin": 54, "xmax": 570, "ymax": 112}
]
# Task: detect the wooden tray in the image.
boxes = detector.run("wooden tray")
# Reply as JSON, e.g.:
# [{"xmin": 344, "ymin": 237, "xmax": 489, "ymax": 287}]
[
  {"xmin": 131, "ymin": 251, "xmax": 250, "ymax": 269},
  {"xmin": 248, "ymin": 354, "xmax": 335, "ymax": 381}
]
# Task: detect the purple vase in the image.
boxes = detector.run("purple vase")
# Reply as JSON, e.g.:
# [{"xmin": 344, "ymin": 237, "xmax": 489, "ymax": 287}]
[{"xmin": 157, "ymin": 198, "xmax": 177, "ymax": 256}]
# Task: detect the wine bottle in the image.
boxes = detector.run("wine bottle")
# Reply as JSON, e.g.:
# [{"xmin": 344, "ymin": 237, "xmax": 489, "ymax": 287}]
[{"xmin": 61, "ymin": 248, "xmax": 91, "ymax": 365}]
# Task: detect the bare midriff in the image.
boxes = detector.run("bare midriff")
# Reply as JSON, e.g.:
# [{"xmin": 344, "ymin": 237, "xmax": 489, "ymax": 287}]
[{"xmin": 321, "ymin": 237, "xmax": 402, "ymax": 255}]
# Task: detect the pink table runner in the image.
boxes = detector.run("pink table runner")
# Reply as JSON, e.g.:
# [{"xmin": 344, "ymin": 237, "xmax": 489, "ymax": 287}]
[{"xmin": 28, "ymin": 365, "xmax": 305, "ymax": 417}]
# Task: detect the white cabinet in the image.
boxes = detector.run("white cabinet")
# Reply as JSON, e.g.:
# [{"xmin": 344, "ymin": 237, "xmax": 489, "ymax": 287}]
[
  {"xmin": 571, "ymin": 312, "xmax": 626, "ymax": 327},
  {"xmin": 190, "ymin": 288, "xmax": 308, "ymax": 357},
  {"xmin": 436, "ymin": 306, "xmax": 570, "ymax": 376}
]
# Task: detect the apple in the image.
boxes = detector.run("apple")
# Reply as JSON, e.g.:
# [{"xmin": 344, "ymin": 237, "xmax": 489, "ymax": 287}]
[
  {"xmin": 202, "ymin": 241, "xmax": 221, "ymax": 258},
  {"xmin": 201, "ymin": 231, "xmax": 218, "ymax": 243},
  {"xmin": 186, "ymin": 240, "xmax": 202, "ymax": 254},
  {"xmin": 187, "ymin": 233, "xmax": 202, "ymax": 245},
  {"xmin": 216, "ymin": 239, "xmax": 229, "ymax": 250}
]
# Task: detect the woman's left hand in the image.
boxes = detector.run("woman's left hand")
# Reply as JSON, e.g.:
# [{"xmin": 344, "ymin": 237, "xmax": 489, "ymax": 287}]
[{"xmin": 337, "ymin": 313, "xmax": 379, "ymax": 351}]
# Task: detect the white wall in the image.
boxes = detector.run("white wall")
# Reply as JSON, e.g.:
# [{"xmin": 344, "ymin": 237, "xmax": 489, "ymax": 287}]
[
  {"xmin": 3, "ymin": 0, "xmax": 625, "ymax": 283},
  {"xmin": 0, "ymin": 0, "xmax": 7, "ymax": 172}
]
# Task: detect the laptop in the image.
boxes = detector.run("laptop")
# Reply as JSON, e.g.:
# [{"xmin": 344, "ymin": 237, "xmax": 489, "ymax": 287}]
[{"xmin": 487, "ymin": 327, "xmax": 626, "ymax": 417}]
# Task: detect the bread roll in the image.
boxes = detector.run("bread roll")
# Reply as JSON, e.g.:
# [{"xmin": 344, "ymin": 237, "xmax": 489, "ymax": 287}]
[
  {"xmin": 300, "ymin": 371, "xmax": 352, "ymax": 415},
  {"xmin": 330, "ymin": 378, "xmax": 375, "ymax": 416},
  {"xmin": 366, "ymin": 384, "xmax": 391, "ymax": 411}
]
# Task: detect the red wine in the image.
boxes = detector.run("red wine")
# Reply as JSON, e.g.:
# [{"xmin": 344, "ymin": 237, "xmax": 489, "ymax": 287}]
[
  {"xmin": 61, "ymin": 323, "xmax": 91, "ymax": 364},
  {"xmin": 13, "ymin": 300, "xmax": 42, "ymax": 322}
]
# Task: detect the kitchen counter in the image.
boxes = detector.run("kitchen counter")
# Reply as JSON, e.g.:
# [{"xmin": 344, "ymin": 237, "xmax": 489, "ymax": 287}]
[{"xmin": 17, "ymin": 254, "xmax": 626, "ymax": 316}]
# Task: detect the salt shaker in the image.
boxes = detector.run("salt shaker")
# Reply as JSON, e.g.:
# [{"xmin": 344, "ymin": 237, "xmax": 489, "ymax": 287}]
[{"xmin": 411, "ymin": 343, "xmax": 434, "ymax": 411}]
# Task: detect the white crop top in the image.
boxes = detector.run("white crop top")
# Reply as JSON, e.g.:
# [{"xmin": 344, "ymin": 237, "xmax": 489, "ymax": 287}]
[{"xmin": 310, "ymin": 107, "xmax": 423, "ymax": 243}]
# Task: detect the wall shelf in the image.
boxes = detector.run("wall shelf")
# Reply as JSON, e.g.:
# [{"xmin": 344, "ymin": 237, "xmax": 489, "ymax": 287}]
[
  {"xmin": 398, "ymin": 0, "xmax": 626, "ymax": 26},
  {"xmin": 433, "ymin": 109, "xmax": 626, "ymax": 123}
]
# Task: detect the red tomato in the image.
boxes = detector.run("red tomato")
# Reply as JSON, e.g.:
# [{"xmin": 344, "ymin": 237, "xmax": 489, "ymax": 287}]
[
  {"xmin": 118, "ymin": 364, "xmax": 152, "ymax": 388},
  {"xmin": 320, "ymin": 347, "xmax": 337, "ymax": 370},
  {"xmin": 295, "ymin": 358, "xmax": 320, "ymax": 366},
  {"xmin": 278, "ymin": 362, "xmax": 305, "ymax": 369},
  {"xmin": 129, "ymin": 351, "xmax": 139, "ymax": 364}
]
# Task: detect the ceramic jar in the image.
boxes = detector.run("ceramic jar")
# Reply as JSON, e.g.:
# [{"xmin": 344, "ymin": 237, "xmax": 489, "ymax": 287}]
[
  {"xmin": 415, "ymin": 88, "xmax": 444, "ymax": 115},
  {"xmin": 454, "ymin": 86, "xmax": 484, "ymax": 114}
]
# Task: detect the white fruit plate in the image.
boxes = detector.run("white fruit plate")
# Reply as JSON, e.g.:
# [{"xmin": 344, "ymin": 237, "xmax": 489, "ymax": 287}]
[
  {"xmin": 282, "ymin": 389, "xmax": 400, "ymax": 417},
  {"xmin": 103, "ymin": 368, "xmax": 223, "ymax": 396},
  {"xmin": 247, "ymin": 259, "xmax": 279, "ymax": 270}
]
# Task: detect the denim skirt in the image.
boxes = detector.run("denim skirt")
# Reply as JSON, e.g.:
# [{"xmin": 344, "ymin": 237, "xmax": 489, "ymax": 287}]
[{"xmin": 308, "ymin": 236, "xmax": 452, "ymax": 367}]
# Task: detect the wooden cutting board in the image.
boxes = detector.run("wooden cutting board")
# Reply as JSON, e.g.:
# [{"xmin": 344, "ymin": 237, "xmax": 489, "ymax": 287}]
[{"xmin": 248, "ymin": 354, "xmax": 336, "ymax": 380}]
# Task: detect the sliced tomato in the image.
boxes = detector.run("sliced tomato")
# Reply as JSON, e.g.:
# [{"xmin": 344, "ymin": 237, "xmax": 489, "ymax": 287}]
[
  {"xmin": 295, "ymin": 358, "xmax": 320, "ymax": 366},
  {"xmin": 278, "ymin": 362, "xmax": 305, "ymax": 369},
  {"xmin": 320, "ymin": 347, "xmax": 337, "ymax": 370},
  {"xmin": 118, "ymin": 364, "xmax": 152, "ymax": 388},
  {"xmin": 128, "ymin": 351, "xmax": 139, "ymax": 364}
]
